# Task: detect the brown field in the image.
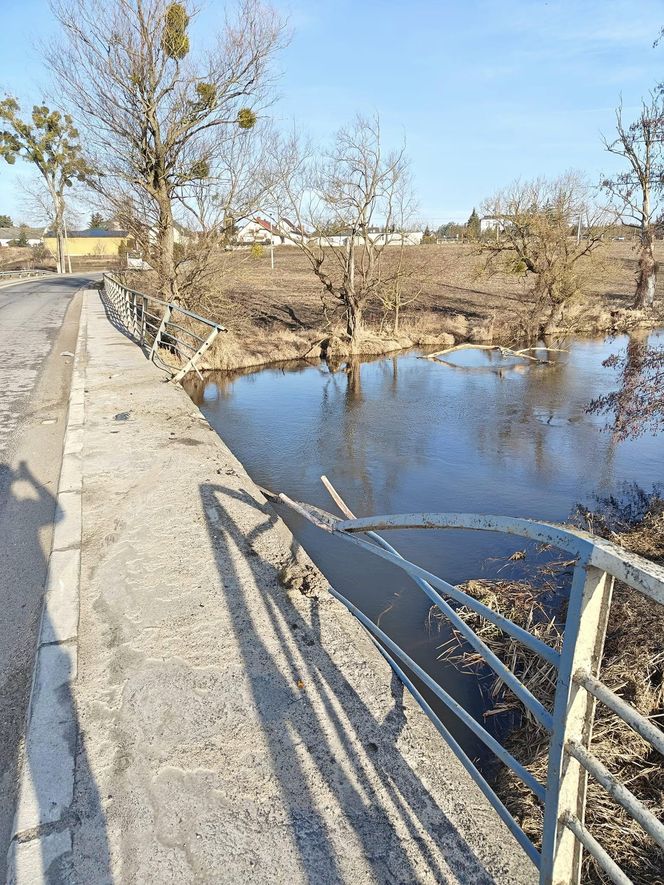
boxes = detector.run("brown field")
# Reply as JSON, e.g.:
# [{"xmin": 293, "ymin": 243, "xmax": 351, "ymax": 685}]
[
  {"xmin": 213, "ymin": 239, "xmax": 664, "ymax": 330},
  {"xmin": 5, "ymin": 239, "xmax": 663, "ymax": 371},
  {"xmin": 170, "ymin": 239, "xmax": 664, "ymax": 370}
]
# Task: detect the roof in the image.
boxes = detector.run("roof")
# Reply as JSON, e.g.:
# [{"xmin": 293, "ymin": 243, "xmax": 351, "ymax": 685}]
[
  {"xmin": 254, "ymin": 217, "xmax": 274, "ymax": 232},
  {"xmin": 44, "ymin": 228, "xmax": 129, "ymax": 238},
  {"xmin": 0, "ymin": 227, "xmax": 44, "ymax": 239}
]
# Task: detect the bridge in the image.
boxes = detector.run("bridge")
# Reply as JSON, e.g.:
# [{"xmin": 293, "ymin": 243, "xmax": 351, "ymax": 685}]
[{"xmin": 0, "ymin": 271, "xmax": 661, "ymax": 884}]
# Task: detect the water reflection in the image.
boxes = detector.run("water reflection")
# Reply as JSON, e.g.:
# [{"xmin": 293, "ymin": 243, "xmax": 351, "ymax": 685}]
[{"xmin": 185, "ymin": 333, "xmax": 664, "ymax": 759}]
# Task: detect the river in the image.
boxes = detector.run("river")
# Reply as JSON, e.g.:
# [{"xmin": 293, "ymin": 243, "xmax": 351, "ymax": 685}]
[{"xmin": 185, "ymin": 332, "xmax": 663, "ymax": 762}]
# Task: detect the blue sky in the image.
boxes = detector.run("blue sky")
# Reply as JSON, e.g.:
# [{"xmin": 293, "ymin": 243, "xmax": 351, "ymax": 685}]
[{"xmin": 0, "ymin": 0, "xmax": 662, "ymax": 225}]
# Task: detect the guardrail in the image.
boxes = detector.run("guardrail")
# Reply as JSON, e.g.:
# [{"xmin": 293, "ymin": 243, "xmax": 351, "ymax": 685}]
[
  {"xmin": 277, "ymin": 477, "xmax": 664, "ymax": 885},
  {"xmin": 0, "ymin": 269, "xmax": 55, "ymax": 281},
  {"xmin": 103, "ymin": 274, "xmax": 226, "ymax": 383}
]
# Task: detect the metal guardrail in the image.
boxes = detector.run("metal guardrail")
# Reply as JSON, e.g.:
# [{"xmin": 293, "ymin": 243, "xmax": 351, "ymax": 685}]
[
  {"xmin": 277, "ymin": 477, "xmax": 664, "ymax": 885},
  {"xmin": 102, "ymin": 274, "xmax": 226, "ymax": 383},
  {"xmin": 0, "ymin": 269, "xmax": 55, "ymax": 281}
]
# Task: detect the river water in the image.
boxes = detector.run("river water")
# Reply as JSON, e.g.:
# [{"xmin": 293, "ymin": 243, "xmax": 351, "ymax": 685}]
[{"xmin": 185, "ymin": 333, "xmax": 663, "ymax": 760}]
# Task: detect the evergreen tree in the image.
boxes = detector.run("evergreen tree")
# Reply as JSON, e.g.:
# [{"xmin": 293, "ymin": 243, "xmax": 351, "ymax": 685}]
[{"xmin": 466, "ymin": 207, "xmax": 481, "ymax": 239}]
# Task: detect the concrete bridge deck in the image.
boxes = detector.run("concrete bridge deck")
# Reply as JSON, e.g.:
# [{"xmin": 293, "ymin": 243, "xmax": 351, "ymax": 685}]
[{"xmin": 7, "ymin": 288, "xmax": 536, "ymax": 883}]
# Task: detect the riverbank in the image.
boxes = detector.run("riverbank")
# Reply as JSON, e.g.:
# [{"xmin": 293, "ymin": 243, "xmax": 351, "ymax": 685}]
[
  {"xmin": 8, "ymin": 288, "xmax": 536, "ymax": 883},
  {"xmin": 439, "ymin": 491, "xmax": 664, "ymax": 885},
  {"xmin": 126, "ymin": 240, "xmax": 664, "ymax": 373}
]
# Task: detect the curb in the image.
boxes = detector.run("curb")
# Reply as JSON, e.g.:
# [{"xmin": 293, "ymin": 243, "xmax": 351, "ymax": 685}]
[{"xmin": 6, "ymin": 295, "xmax": 87, "ymax": 884}]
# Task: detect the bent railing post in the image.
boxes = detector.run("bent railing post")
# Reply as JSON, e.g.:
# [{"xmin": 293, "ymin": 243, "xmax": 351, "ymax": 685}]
[
  {"xmin": 274, "ymin": 485, "xmax": 664, "ymax": 885},
  {"xmin": 541, "ymin": 562, "xmax": 614, "ymax": 885},
  {"xmin": 102, "ymin": 274, "xmax": 225, "ymax": 382},
  {"xmin": 171, "ymin": 326, "xmax": 219, "ymax": 383}
]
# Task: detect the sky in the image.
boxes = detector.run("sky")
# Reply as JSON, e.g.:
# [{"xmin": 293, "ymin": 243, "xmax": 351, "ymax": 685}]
[{"xmin": 0, "ymin": 0, "xmax": 662, "ymax": 226}]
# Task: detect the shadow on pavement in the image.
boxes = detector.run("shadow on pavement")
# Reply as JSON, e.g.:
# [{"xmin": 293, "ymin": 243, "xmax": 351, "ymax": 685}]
[
  {"xmin": 0, "ymin": 461, "xmax": 110, "ymax": 882},
  {"xmin": 200, "ymin": 480, "xmax": 497, "ymax": 884}
]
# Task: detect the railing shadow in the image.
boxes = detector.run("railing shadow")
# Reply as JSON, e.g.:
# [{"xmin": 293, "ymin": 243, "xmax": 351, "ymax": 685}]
[
  {"xmin": 200, "ymin": 480, "xmax": 500, "ymax": 884},
  {"xmin": 1, "ymin": 461, "xmax": 110, "ymax": 882}
]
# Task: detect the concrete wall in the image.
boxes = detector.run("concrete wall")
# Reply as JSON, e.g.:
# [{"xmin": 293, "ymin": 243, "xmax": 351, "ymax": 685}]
[{"xmin": 43, "ymin": 236, "xmax": 124, "ymax": 257}]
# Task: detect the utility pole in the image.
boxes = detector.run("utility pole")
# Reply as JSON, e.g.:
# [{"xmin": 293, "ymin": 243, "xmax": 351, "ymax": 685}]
[{"xmin": 576, "ymin": 215, "xmax": 582, "ymax": 245}]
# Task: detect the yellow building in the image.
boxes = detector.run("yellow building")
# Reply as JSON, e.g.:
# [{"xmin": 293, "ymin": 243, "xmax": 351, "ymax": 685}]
[{"xmin": 44, "ymin": 228, "xmax": 129, "ymax": 257}]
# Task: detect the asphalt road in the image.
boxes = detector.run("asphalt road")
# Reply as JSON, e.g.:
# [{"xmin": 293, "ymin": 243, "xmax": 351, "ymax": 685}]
[{"xmin": 0, "ymin": 274, "xmax": 92, "ymax": 877}]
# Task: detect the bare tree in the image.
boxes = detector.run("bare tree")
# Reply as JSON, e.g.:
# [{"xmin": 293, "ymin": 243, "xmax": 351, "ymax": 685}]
[
  {"xmin": 601, "ymin": 94, "xmax": 664, "ymax": 309},
  {"xmin": 0, "ymin": 99, "xmax": 89, "ymax": 272},
  {"xmin": 47, "ymin": 0, "xmax": 284, "ymax": 301},
  {"xmin": 265, "ymin": 115, "xmax": 417, "ymax": 351},
  {"xmin": 171, "ymin": 120, "xmax": 276, "ymax": 309},
  {"xmin": 479, "ymin": 173, "xmax": 609, "ymax": 336}
]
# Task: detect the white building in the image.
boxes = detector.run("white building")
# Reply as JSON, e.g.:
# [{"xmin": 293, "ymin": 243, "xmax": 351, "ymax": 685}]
[
  {"xmin": 480, "ymin": 216, "xmax": 506, "ymax": 234},
  {"xmin": 235, "ymin": 217, "xmax": 307, "ymax": 246},
  {"xmin": 0, "ymin": 227, "xmax": 44, "ymax": 247},
  {"xmin": 312, "ymin": 230, "xmax": 424, "ymax": 248}
]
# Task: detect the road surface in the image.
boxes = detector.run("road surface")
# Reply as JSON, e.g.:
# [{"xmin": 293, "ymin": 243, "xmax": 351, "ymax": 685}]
[{"xmin": 0, "ymin": 274, "xmax": 90, "ymax": 879}]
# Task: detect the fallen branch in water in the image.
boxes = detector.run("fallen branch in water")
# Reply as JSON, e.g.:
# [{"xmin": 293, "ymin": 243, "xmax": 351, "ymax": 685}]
[{"xmin": 421, "ymin": 343, "xmax": 568, "ymax": 366}]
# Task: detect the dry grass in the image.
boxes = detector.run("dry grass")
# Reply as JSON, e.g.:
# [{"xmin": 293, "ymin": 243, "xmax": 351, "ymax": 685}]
[
  {"xmin": 437, "ymin": 498, "xmax": 664, "ymax": 884},
  {"xmin": 116, "ymin": 238, "xmax": 664, "ymax": 371}
]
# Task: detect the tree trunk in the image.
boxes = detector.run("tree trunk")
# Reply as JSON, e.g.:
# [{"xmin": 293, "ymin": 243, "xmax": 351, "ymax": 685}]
[
  {"xmin": 345, "ymin": 295, "xmax": 364, "ymax": 350},
  {"xmin": 634, "ymin": 229, "xmax": 656, "ymax": 309},
  {"xmin": 543, "ymin": 300, "xmax": 565, "ymax": 336},
  {"xmin": 156, "ymin": 189, "xmax": 179, "ymax": 302},
  {"xmin": 54, "ymin": 200, "xmax": 66, "ymax": 275},
  {"xmin": 393, "ymin": 299, "xmax": 400, "ymax": 334}
]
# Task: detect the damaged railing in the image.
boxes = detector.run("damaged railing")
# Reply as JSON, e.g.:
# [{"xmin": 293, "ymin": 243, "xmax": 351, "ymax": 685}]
[
  {"xmin": 102, "ymin": 274, "xmax": 226, "ymax": 383},
  {"xmin": 277, "ymin": 477, "xmax": 664, "ymax": 885}
]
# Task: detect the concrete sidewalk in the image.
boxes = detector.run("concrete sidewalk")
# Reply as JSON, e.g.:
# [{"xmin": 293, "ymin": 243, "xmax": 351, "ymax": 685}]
[{"xmin": 8, "ymin": 290, "xmax": 536, "ymax": 884}]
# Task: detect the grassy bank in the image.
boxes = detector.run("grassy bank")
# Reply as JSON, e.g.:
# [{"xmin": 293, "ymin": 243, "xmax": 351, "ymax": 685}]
[
  {"xmin": 142, "ymin": 240, "xmax": 664, "ymax": 372},
  {"xmin": 439, "ymin": 489, "xmax": 664, "ymax": 884}
]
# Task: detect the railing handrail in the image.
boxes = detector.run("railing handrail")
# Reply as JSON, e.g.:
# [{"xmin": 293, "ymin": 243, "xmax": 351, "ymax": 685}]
[
  {"xmin": 0, "ymin": 269, "xmax": 55, "ymax": 278},
  {"xmin": 328, "ymin": 512, "xmax": 664, "ymax": 603},
  {"xmin": 101, "ymin": 273, "xmax": 226, "ymax": 382},
  {"xmin": 277, "ymin": 481, "xmax": 664, "ymax": 885},
  {"xmin": 103, "ymin": 273, "xmax": 225, "ymax": 329}
]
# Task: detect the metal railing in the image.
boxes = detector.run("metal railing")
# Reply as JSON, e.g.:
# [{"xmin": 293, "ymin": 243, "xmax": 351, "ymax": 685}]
[
  {"xmin": 0, "ymin": 269, "xmax": 55, "ymax": 281},
  {"xmin": 277, "ymin": 477, "xmax": 664, "ymax": 885},
  {"xmin": 102, "ymin": 274, "xmax": 226, "ymax": 383}
]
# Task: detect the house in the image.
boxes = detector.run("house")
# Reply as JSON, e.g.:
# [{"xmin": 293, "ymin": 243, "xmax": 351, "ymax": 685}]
[
  {"xmin": 43, "ymin": 228, "xmax": 130, "ymax": 257},
  {"xmin": 235, "ymin": 217, "xmax": 308, "ymax": 246},
  {"xmin": 235, "ymin": 217, "xmax": 285, "ymax": 246},
  {"xmin": 311, "ymin": 229, "xmax": 424, "ymax": 248},
  {"xmin": 146, "ymin": 221, "xmax": 189, "ymax": 247},
  {"xmin": 235, "ymin": 217, "xmax": 277, "ymax": 245},
  {"xmin": 0, "ymin": 227, "xmax": 44, "ymax": 247},
  {"xmin": 480, "ymin": 216, "xmax": 506, "ymax": 234}
]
